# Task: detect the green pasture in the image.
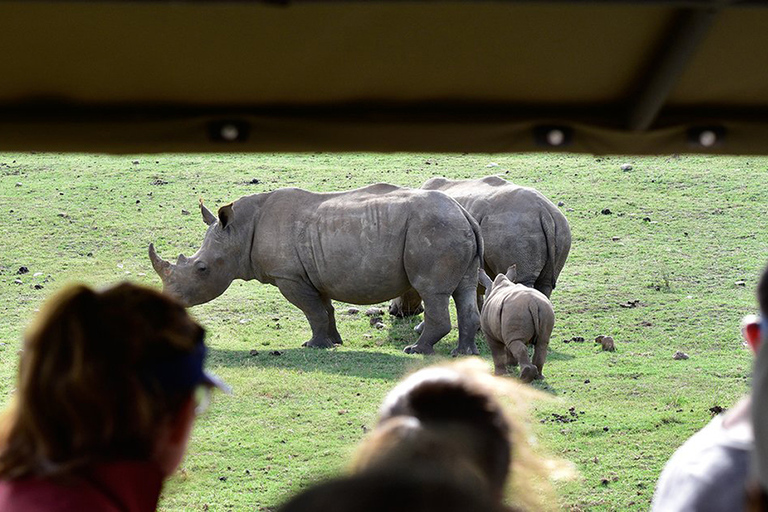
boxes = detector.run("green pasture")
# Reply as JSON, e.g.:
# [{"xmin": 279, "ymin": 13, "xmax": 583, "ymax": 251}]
[{"xmin": 1, "ymin": 152, "xmax": 766, "ymax": 510}]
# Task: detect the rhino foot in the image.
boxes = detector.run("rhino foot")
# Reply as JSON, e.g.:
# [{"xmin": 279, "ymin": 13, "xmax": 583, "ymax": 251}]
[
  {"xmin": 451, "ymin": 344, "xmax": 480, "ymax": 357},
  {"xmin": 519, "ymin": 365, "xmax": 538, "ymax": 383},
  {"xmin": 302, "ymin": 337, "xmax": 336, "ymax": 349},
  {"xmin": 403, "ymin": 344, "xmax": 435, "ymax": 355}
]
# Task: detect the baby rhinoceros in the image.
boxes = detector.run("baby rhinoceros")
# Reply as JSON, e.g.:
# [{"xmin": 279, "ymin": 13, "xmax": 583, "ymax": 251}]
[{"xmin": 478, "ymin": 266, "xmax": 554, "ymax": 383}]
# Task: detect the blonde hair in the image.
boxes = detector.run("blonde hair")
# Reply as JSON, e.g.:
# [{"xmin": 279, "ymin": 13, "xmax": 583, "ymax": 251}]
[
  {"xmin": 0, "ymin": 282, "xmax": 203, "ymax": 480},
  {"xmin": 353, "ymin": 359, "xmax": 571, "ymax": 512}
]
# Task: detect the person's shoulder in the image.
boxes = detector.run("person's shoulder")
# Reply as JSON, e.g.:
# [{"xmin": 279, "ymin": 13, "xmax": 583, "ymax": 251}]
[{"xmin": 0, "ymin": 476, "xmax": 121, "ymax": 512}]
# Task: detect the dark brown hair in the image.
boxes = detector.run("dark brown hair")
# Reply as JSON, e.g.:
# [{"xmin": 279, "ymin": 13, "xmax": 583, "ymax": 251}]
[{"xmin": 0, "ymin": 282, "xmax": 203, "ymax": 479}]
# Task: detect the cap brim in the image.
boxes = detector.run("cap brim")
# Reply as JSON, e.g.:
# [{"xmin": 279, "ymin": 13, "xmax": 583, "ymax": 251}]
[{"xmin": 202, "ymin": 371, "xmax": 233, "ymax": 395}]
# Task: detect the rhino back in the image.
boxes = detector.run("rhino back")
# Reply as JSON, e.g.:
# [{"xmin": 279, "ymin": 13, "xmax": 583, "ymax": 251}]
[
  {"xmin": 482, "ymin": 282, "xmax": 553, "ymax": 342},
  {"xmin": 252, "ymin": 185, "xmax": 475, "ymax": 304}
]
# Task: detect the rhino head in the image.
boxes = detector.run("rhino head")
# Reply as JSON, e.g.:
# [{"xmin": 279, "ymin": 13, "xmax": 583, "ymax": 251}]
[{"xmin": 149, "ymin": 200, "xmax": 241, "ymax": 307}]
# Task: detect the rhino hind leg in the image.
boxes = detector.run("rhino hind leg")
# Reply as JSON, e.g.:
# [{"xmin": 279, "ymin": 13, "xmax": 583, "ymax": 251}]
[
  {"xmin": 485, "ymin": 335, "xmax": 509, "ymax": 376},
  {"xmin": 322, "ymin": 296, "xmax": 343, "ymax": 345},
  {"xmin": 276, "ymin": 279, "xmax": 339, "ymax": 349},
  {"xmin": 506, "ymin": 340, "xmax": 537, "ymax": 383},
  {"xmin": 451, "ymin": 283, "xmax": 480, "ymax": 357},
  {"xmin": 403, "ymin": 293, "xmax": 451, "ymax": 355}
]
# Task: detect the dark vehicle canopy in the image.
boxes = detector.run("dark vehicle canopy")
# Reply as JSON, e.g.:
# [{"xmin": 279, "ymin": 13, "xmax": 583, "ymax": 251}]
[{"xmin": 1, "ymin": 1, "xmax": 766, "ymax": 154}]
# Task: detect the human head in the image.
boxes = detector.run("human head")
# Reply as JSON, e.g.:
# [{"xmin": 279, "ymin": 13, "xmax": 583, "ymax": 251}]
[
  {"xmin": 0, "ymin": 282, "xmax": 227, "ymax": 480},
  {"xmin": 277, "ymin": 470, "xmax": 501, "ymax": 512},
  {"xmin": 362, "ymin": 362, "xmax": 513, "ymax": 501}
]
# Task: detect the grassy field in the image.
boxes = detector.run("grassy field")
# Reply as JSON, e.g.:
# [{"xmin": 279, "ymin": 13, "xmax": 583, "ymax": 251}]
[{"xmin": 0, "ymin": 152, "xmax": 766, "ymax": 510}]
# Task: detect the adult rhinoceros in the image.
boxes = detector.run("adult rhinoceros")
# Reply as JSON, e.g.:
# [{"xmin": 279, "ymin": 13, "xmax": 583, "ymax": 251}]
[
  {"xmin": 390, "ymin": 175, "xmax": 571, "ymax": 317},
  {"xmin": 149, "ymin": 183, "xmax": 482, "ymax": 355}
]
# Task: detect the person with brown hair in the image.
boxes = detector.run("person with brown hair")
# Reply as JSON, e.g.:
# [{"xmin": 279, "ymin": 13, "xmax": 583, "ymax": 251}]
[{"xmin": 0, "ymin": 282, "xmax": 229, "ymax": 512}]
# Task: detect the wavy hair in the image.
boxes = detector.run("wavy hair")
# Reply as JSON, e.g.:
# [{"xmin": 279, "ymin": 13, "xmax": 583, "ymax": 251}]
[{"xmin": 0, "ymin": 282, "xmax": 203, "ymax": 480}]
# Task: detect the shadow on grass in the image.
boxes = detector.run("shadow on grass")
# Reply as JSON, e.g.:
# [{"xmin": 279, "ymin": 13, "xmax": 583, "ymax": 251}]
[{"xmin": 209, "ymin": 347, "xmax": 415, "ymax": 381}]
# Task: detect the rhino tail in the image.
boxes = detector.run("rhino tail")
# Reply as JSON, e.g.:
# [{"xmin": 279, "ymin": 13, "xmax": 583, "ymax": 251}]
[
  {"xmin": 461, "ymin": 205, "xmax": 484, "ymax": 270},
  {"xmin": 532, "ymin": 211, "xmax": 556, "ymax": 295},
  {"xmin": 529, "ymin": 301, "xmax": 542, "ymax": 349}
]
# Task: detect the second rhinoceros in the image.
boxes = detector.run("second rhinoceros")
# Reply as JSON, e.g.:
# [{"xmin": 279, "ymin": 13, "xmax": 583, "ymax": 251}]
[
  {"xmin": 390, "ymin": 175, "xmax": 571, "ymax": 318},
  {"xmin": 149, "ymin": 183, "xmax": 483, "ymax": 355},
  {"xmin": 477, "ymin": 266, "xmax": 554, "ymax": 383}
]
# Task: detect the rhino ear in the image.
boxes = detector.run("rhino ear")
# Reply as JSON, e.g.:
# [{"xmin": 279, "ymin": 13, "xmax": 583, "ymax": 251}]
[
  {"xmin": 505, "ymin": 264, "xmax": 517, "ymax": 283},
  {"xmin": 200, "ymin": 198, "xmax": 217, "ymax": 226},
  {"xmin": 218, "ymin": 203, "xmax": 234, "ymax": 229}
]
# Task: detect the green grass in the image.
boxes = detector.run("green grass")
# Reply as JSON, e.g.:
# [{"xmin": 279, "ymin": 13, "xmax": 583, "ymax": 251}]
[{"xmin": 1, "ymin": 152, "xmax": 765, "ymax": 510}]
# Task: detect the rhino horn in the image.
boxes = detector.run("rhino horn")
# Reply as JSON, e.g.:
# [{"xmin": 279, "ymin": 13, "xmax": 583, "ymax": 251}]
[
  {"xmin": 149, "ymin": 243, "xmax": 173, "ymax": 277},
  {"xmin": 177, "ymin": 253, "xmax": 188, "ymax": 265},
  {"xmin": 200, "ymin": 199, "xmax": 217, "ymax": 226}
]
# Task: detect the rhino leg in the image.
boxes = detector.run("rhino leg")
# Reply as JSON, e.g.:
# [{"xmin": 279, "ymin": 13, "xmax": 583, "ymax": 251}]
[
  {"xmin": 451, "ymin": 282, "xmax": 480, "ymax": 357},
  {"xmin": 506, "ymin": 340, "xmax": 537, "ymax": 383},
  {"xmin": 404, "ymin": 293, "xmax": 451, "ymax": 355},
  {"xmin": 532, "ymin": 333, "xmax": 550, "ymax": 380},
  {"xmin": 322, "ymin": 296, "xmax": 343, "ymax": 345},
  {"xmin": 276, "ymin": 279, "xmax": 338, "ymax": 348},
  {"xmin": 485, "ymin": 334, "xmax": 509, "ymax": 375}
]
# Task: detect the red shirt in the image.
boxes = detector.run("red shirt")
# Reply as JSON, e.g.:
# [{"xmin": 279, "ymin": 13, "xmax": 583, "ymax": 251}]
[{"xmin": 0, "ymin": 460, "xmax": 164, "ymax": 512}]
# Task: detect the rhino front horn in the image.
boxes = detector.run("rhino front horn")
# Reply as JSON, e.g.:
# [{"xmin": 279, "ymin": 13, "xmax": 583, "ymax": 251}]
[{"xmin": 148, "ymin": 243, "xmax": 172, "ymax": 277}]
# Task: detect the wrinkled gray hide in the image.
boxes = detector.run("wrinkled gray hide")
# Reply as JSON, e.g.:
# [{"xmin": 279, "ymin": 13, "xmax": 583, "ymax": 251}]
[
  {"xmin": 477, "ymin": 267, "xmax": 554, "ymax": 383},
  {"xmin": 390, "ymin": 175, "xmax": 571, "ymax": 318},
  {"xmin": 150, "ymin": 184, "xmax": 482, "ymax": 355}
]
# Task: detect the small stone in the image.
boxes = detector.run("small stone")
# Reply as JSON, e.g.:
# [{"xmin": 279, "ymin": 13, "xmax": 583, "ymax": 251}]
[
  {"xmin": 584, "ymin": 379, "xmax": 590, "ymax": 384},
  {"xmin": 566, "ymin": 208, "xmax": 574, "ymax": 212},
  {"xmin": 486, "ymin": 162, "xmax": 499, "ymax": 168},
  {"xmin": 363, "ymin": 334, "xmax": 373, "ymax": 339},
  {"xmin": 239, "ymin": 319, "xmax": 250, "ymax": 324},
  {"xmin": 218, "ymin": 476, "xmax": 227, "ymax": 482},
  {"xmin": 611, "ymin": 236, "xmax": 621, "ymax": 241},
  {"xmin": 557, "ymin": 201, "xmax": 565, "ymax": 207},
  {"xmin": 603, "ymin": 426, "xmax": 609, "ymax": 431},
  {"xmin": 601, "ymin": 208, "xmax": 612, "ymax": 215},
  {"xmin": 16, "ymin": 266, "xmax": 29, "ymax": 275},
  {"xmin": 57, "ymin": 212, "xmax": 68, "ymax": 218},
  {"xmin": 132, "ymin": 160, "xmax": 140, "ymax": 165},
  {"xmin": 620, "ymin": 163, "xmax": 633, "ymax": 171},
  {"xmin": 375, "ymin": 322, "xmax": 385, "ymax": 330},
  {"xmin": 181, "ymin": 209, "xmax": 190, "ymax": 215},
  {"xmin": 709, "ymin": 405, "xmax": 724, "ymax": 415},
  {"xmin": 33, "ymin": 272, "xmax": 43, "ymax": 277},
  {"xmin": 14, "ymin": 279, "xmax": 23, "ymax": 285},
  {"xmin": 269, "ymin": 350, "xmax": 283, "ymax": 356},
  {"xmin": 365, "ymin": 307, "xmax": 384, "ymax": 317},
  {"xmin": 347, "ymin": 307, "xmax": 360, "ymax": 315},
  {"xmin": 248, "ymin": 178, "xmax": 260, "ymax": 184},
  {"xmin": 673, "ymin": 351, "xmax": 689, "ymax": 360},
  {"xmin": 15, "ymin": 182, "xmax": 22, "ymax": 187},
  {"xmin": 643, "ymin": 217, "xmax": 651, "ymax": 222},
  {"xmin": 369, "ymin": 316, "xmax": 383, "ymax": 326},
  {"xmin": 735, "ymin": 281, "xmax": 746, "ymax": 287},
  {"xmin": 572, "ymin": 336, "xmax": 585, "ymax": 343},
  {"xmin": 249, "ymin": 349, "xmax": 259, "ymax": 356}
]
